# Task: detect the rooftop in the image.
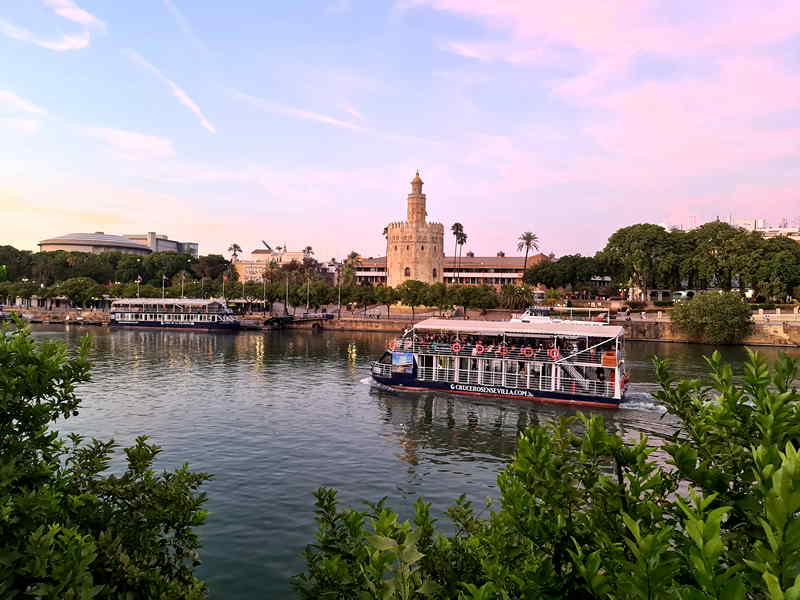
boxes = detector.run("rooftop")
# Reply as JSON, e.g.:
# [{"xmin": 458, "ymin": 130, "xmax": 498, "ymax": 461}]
[
  {"xmin": 357, "ymin": 254, "xmax": 548, "ymax": 268},
  {"xmin": 411, "ymin": 318, "xmax": 624, "ymax": 338},
  {"xmin": 111, "ymin": 298, "xmax": 227, "ymax": 306},
  {"xmin": 39, "ymin": 232, "xmax": 152, "ymax": 251}
]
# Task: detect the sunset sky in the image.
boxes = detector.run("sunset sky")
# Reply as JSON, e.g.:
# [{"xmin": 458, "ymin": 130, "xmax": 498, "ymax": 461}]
[{"xmin": 2, "ymin": 1, "xmax": 799, "ymax": 259}]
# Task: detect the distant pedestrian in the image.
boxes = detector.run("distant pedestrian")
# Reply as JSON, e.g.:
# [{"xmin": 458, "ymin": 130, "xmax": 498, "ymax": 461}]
[{"xmin": 641, "ymin": 311, "xmax": 647, "ymax": 320}]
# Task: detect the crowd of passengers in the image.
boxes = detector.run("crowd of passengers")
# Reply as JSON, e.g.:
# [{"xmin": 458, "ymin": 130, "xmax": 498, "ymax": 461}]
[{"xmin": 396, "ymin": 333, "xmax": 612, "ymax": 360}]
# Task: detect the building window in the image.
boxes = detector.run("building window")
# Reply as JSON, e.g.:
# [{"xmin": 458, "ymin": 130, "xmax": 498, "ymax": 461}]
[
  {"xmin": 406, "ymin": 245, "xmax": 410, "ymax": 250},
  {"xmin": 432, "ymin": 268, "xmax": 437, "ymax": 278},
  {"xmin": 394, "ymin": 246, "xmax": 397, "ymax": 251},
  {"xmin": 404, "ymin": 267, "xmax": 411, "ymax": 277},
  {"xmin": 421, "ymin": 245, "xmax": 424, "ymax": 251}
]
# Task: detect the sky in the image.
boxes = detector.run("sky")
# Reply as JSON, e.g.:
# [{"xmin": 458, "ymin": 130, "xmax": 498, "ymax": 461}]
[{"xmin": 1, "ymin": 0, "xmax": 799, "ymax": 260}]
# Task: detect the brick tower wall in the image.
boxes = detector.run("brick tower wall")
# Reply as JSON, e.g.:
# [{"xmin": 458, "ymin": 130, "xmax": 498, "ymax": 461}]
[{"xmin": 386, "ymin": 221, "xmax": 444, "ymax": 287}]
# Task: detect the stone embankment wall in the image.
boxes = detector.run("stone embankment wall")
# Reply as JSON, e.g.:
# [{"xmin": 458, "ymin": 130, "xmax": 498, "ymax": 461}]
[
  {"xmin": 7, "ymin": 308, "xmax": 110, "ymax": 324},
  {"xmin": 617, "ymin": 319, "xmax": 800, "ymax": 347},
  {"xmin": 288, "ymin": 317, "xmax": 409, "ymax": 333}
]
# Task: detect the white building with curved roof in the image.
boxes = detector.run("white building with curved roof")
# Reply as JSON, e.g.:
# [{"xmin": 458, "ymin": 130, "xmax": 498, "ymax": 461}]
[
  {"xmin": 38, "ymin": 232, "xmax": 152, "ymax": 255},
  {"xmin": 38, "ymin": 231, "xmax": 199, "ymax": 256}
]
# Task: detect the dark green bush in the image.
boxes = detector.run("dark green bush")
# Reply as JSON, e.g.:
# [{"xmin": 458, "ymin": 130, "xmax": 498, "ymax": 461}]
[
  {"xmin": 0, "ymin": 318, "xmax": 211, "ymax": 598},
  {"xmin": 295, "ymin": 350, "xmax": 800, "ymax": 599},
  {"xmin": 671, "ymin": 291, "xmax": 753, "ymax": 344},
  {"xmin": 624, "ymin": 301, "xmax": 646, "ymax": 310},
  {"xmin": 653, "ymin": 300, "xmax": 674, "ymax": 307}
]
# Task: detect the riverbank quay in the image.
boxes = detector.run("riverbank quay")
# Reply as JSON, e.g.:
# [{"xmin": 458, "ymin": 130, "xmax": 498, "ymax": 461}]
[
  {"xmin": 10, "ymin": 307, "xmax": 800, "ymax": 346},
  {"xmin": 615, "ymin": 318, "xmax": 800, "ymax": 347}
]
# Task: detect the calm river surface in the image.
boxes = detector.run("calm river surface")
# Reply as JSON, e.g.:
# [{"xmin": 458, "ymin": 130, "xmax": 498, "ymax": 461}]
[{"xmin": 32, "ymin": 326, "xmax": 800, "ymax": 599}]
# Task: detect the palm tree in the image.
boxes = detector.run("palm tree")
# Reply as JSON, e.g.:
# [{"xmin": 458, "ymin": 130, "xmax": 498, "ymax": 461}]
[
  {"xmin": 450, "ymin": 223, "xmax": 463, "ymax": 285},
  {"xmin": 516, "ymin": 232, "xmax": 540, "ymax": 271},
  {"xmin": 451, "ymin": 223, "xmax": 468, "ymax": 284},
  {"xmin": 303, "ymin": 246, "xmax": 314, "ymax": 257},
  {"xmin": 383, "ymin": 226, "xmax": 389, "ymax": 283},
  {"xmin": 457, "ymin": 231, "xmax": 467, "ymax": 283},
  {"xmin": 228, "ymin": 243, "xmax": 242, "ymax": 261}
]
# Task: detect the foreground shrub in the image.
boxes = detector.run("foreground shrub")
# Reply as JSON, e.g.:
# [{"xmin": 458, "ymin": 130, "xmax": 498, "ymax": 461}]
[
  {"xmin": 0, "ymin": 318, "xmax": 211, "ymax": 598},
  {"xmin": 294, "ymin": 350, "xmax": 800, "ymax": 599}
]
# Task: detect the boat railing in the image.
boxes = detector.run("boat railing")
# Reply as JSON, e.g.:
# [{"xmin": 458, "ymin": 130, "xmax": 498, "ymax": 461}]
[
  {"xmin": 390, "ymin": 340, "xmax": 617, "ymax": 366},
  {"xmin": 372, "ymin": 362, "xmax": 392, "ymax": 377}
]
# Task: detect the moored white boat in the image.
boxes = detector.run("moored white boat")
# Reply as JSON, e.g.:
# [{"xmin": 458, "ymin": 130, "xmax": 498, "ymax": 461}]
[{"xmin": 110, "ymin": 298, "xmax": 240, "ymax": 331}]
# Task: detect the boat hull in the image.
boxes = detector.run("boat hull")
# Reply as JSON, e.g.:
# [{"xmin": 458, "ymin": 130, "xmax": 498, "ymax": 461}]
[
  {"xmin": 371, "ymin": 373, "xmax": 621, "ymax": 408},
  {"xmin": 110, "ymin": 320, "xmax": 240, "ymax": 331}
]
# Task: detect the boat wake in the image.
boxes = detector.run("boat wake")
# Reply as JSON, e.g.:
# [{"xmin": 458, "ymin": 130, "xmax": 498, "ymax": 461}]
[{"xmin": 619, "ymin": 392, "xmax": 666, "ymax": 413}]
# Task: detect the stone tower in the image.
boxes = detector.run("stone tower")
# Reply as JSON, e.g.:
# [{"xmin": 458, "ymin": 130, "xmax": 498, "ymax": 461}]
[{"xmin": 386, "ymin": 172, "xmax": 445, "ymax": 287}]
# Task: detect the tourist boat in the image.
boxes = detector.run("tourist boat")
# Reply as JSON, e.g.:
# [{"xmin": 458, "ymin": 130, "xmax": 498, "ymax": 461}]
[
  {"xmin": 371, "ymin": 316, "xmax": 628, "ymax": 407},
  {"xmin": 110, "ymin": 298, "xmax": 240, "ymax": 331}
]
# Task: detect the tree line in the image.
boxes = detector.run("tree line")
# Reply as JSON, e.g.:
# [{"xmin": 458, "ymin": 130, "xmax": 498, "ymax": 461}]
[{"xmin": 524, "ymin": 221, "xmax": 800, "ymax": 302}]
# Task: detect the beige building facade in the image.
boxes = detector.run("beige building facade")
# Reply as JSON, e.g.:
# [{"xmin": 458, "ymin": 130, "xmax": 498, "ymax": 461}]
[
  {"xmin": 385, "ymin": 172, "xmax": 444, "ymax": 286},
  {"xmin": 233, "ymin": 247, "xmax": 309, "ymax": 282}
]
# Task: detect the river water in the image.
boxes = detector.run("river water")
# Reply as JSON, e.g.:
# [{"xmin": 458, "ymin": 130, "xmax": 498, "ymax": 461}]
[{"xmin": 32, "ymin": 326, "xmax": 799, "ymax": 599}]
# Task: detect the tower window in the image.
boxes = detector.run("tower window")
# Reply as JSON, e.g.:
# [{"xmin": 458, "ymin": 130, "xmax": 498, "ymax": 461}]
[
  {"xmin": 404, "ymin": 267, "xmax": 411, "ymax": 277},
  {"xmin": 432, "ymin": 268, "xmax": 437, "ymax": 278},
  {"xmin": 394, "ymin": 246, "xmax": 397, "ymax": 251},
  {"xmin": 421, "ymin": 245, "xmax": 424, "ymax": 251},
  {"xmin": 406, "ymin": 245, "xmax": 409, "ymax": 250}
]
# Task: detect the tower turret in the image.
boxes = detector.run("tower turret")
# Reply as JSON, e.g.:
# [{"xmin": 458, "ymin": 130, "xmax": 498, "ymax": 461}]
[{"xmin": 407, "ymin": 171, "xmax": 427, "ymax": 224}]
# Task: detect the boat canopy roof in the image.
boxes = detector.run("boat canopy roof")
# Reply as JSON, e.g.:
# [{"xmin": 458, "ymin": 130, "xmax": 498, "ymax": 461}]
[
  {"xmin": 411, "ymin": 318, "xmax": 624, "ymax": 338},
  {"xmin": 111, "ymin": 298, "xmax": 226, "ymax": 307}
]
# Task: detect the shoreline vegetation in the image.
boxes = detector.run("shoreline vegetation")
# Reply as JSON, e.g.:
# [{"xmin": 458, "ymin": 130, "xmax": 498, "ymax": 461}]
[{"xmin": 6, "ymin": 316, "xmax": 800, "ymax": 598}]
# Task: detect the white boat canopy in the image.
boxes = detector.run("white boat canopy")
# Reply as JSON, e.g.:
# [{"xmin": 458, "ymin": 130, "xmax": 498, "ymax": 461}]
[
  {"xmin": 111, "ymin": 298, "xmax": 226, "ymax": 307},
  {"xmin": 410, "ymin": 318, "xmax": 624, "ymax": 338}
]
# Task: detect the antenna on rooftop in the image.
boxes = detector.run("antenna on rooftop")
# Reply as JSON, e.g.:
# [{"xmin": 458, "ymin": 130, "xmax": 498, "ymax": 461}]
[{"xmin": 261, "ymin": 240, "xmax": 272, "ymax": 251}]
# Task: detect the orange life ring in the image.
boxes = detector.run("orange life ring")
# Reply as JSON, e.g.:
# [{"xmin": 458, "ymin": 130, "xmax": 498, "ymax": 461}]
[
  {"xmin": 390, "ymin": 340, "xmax": 396, "ymax": 351},
  {"xmin": 475, "ymin": 343, "xmax": 485, "ymax": 354},
  {"xmin": 500, "ymin": 345, "xmax": 509, "ymax": 356},
  {"xmin": 548, "ymin": 348, "xmax": 560, "ymax": 360},
  {"xmin": 451, "ymin": 342, "xmax": 462, "ymax": 353},
  {"xmin": 522, "ymin": 346, "xmax": 534, "ymax": 358}
]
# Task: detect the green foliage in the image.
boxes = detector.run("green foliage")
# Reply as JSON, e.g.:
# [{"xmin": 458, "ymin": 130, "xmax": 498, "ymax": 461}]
[
  {"xmin": 296, "ymin": 350, "xmax": 800, "ymax": 600},
  {"xmin": 596, "ymin": 222, "xmax": 800, "ymax": 298},
  {"xmin": 397, "ymin": 280, "xmax": 429, "ymax": 319},
  {"xmin": 52, "ymin": 277, "xmax": 108, "ymax": 308},
  {"xmin": 524, "ymin": 254, "xmax": 598, "ymax": 289},
  {"xmin": 0, "ymin": 318, "xmax": 211, "ymax": 598},
  {"xmin": 375, "ymin": 286, "xmax": 399, "ymax": 317},
  {"xmin": 671, "ymin": 291, "xmax": 753, "ymax": 344}
]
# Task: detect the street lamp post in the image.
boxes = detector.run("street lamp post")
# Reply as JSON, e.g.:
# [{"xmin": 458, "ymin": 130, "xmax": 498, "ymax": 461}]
[
  {"xmin": 262, "ymin": 273, "xmax": 267, "ymax": 315},
  {"xmin": 337, "ymin": 277, "xmax": 342, "ymax": 318}
]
